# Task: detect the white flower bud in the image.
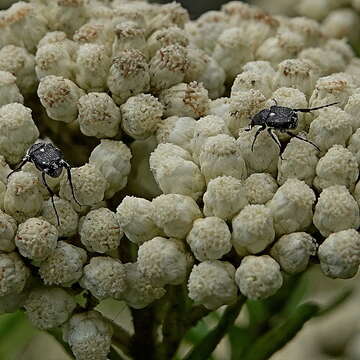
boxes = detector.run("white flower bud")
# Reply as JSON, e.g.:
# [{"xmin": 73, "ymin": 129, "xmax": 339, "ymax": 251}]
[
  {"xmin": 156, "ymin": 116, "xmax": 196, "ymax": 154},
  {"xmin": 149, "ymin": 44, "xmax": 188, "ymax": 93},
  {"xmin": 152, "ymin": 194, "xmax": 202, "ymax": 239},
  {"xmin": 308, "ymin": 107, "xmax": 352, "ymax": 153},
  {"xmin": 122, "ymin": 262, "xmax": 166, "ymax": 309},
  {"xmin": 235, "ymin": 255, "xmax": 283, "ymax": 300},
  {"xmin": 296, "ymin": 0, "xmax": 338, "ymax": 20},
  {"xmin": 38, "ymin": 76, "xmax": 85, "ymax": 123},
  {"xmin": 346, "ymin": 58, "xmax": 360, "ymax": 87},
  {"xmin": 324, "ymin": 39, "xmax": 355, "ymax": 65},
  {"xmin": 112, "ymin": 21, "xmax": 147, "ymax": 58},
  {"xmin": 314, "ymin": 186, "xmax": 360, "ymax": 237},
  {"xmin": 199, "ymin": 134, "xmax": 247, "ymax": 184},
  {"xmin": 79, "ymin": 208, "xmax": 122, "ymax": 253},
  {"xmin": 226, "ymin": 90, "xmax": 266, "ymax": 136},
  {"xmin": 89, "ymin": 140, "xmax": 132, "ymax": 199},
  {"xmin": 0, "ymin": 252, "xmax": 29, "ymax": 296},
  {"xmin": 63, "ymin": 311, "xmax": 113, "ymax": 360},
  {"xmin": 213, "ymin": 27, "xmax": 255, "ymax": 82},
  {"xmin": 73, "ymin": 23, "xmax": 113, "ymax": 51},
  {"xmin": 39, "ymin": 241, "xmax": 87, "ymax": 286},
  {"xmin": 80, "ymin": 257, "xmax": 127, "ymax": 300},
  {"xmin": 121, "ymin": 93, "xmax": 163, "ymax": 140},
  {"xmin": 345, "ymin": 91, "xmax": 360, "ymax": 131},
  {"xmin": 0, "ymin": 45, "xmax": 36, "ymax": 95},
  {"xmin": 285, "ymin": 17, "xmax": 323, "ymax": 48},
  {"xmin": 75, "ymin": 44, "xmax": 111, "ymax": 92},
  {"xmin": 0, "ymin": 71, "xmax": 23, "ymax": 106},
  {"xmin": 274, "ymin": 59, "xmax": 320, "ymax": 98},
  {"xmin": 77, "ymin": 92, "xmax": 121, "ymax": 138},
  {"xmin": 159, "ymin": 81, "xmax": 210, "ymax": 119},
  {"xmin": 237, "ymin": 128, "xmax": 279, "ymax": 177},
  {"xmin": 25, "ymin": 287, "xmax": 76, "ymax": 330},
  {"xmin": 188, "ymin": 260, "xmax": 237, "ymax": 310},
  {"xmin": 348, "ymin": 128, "xmax": 360, "ymax": 166},
  {"xmin": 137, "ymin": 237, "xmax": 188, "ymax": 286},
  {"xmin": 203, "ymin": 175, "xmax": 248, "ymax": 220},
  {"xmin": 116, "ymin": 196, "xmax": 162, "ymax": 246},
  {"xmin": 232, "ymin": 205, "xmax": 275, "ymax": 254},
  {"xmin": 245, "ymin": 173, "xmax": 278, "ymax": 205},
  {"xmin": 59, "ymin": 163, "xmax": 107, "ymax": 209},
  {"xmin": 191, "ymin": 115, "xmax": 230, "ymax": 164},
  {"xmin": 318, "ymin": 229, "xmax": 360, "ymax": 279},
  {"xmin": 314, "ymin": 145, "xmax": 358, "ymax": 191},
  {"xmin": 4, "ymin": 172, "xmax": 42, "ymax": 222},
  {"xmin": 107, "ymin": 50, "xmax": 150, "ymax": 105},
  {"xmin": 209, "ymin": 97, "xmax": 231, "ymax": 118},
  {"xmin": 0, "ymin": 210, "xmax": 17, "ymax": 252},
  {"xmin": 270, "ymin": 232, "xmax": 317, "ymax": 274},
  {"xmin": 0, "ymin": 103, "xmax": 39, "ymax": 164},
  {"xmin": 186, "ymin": 217, "xmax": 231, "ymax": 261},
  {"xmin": 35, "ymin": 43, "xmax": 75, "ymax": 81},
  {"xmin": 38, "ymin": 31, "xmax": 77, "ymax": 56},
  {"xmin": 267, "ymin": 179, "xmax": 316, "ymax": 236},
  {"xmin": 278, "ymin": 137, "xmax": 319, "ymax": 186}
]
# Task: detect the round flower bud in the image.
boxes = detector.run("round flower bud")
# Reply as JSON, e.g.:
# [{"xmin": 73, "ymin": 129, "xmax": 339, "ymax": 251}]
[
  {"xmin": 232, "ymin": 205, "xmax": 275, "ymax": 254},
  {"xmin": 41, "ymin": 197, "xmax": 79, "ymax": 238},
  {"xmin": 152, "ymin": 194, "xmax": 202, "ymax": 239},
  {"xmin": 89, "ymin": 140, "xmax": 132, "ymax": 199},
  {"xmin": 203, "ymin": 176, "xmax": 248, "ymax": 220},
  {"xmin": 313, "ymin": 185, "xmax": 360, "ymax": 237},
  {"xmin": 245, "ymin": 173, "xmax": 278, "ymax": 205},
  {"xmin": 39, "ymin": 241, "xmax": 87, "ymax": 286},
  {"xmin": 116, "ymin": 196, "xmax": 162, "ymax": 246},
  {"xmin": 138, "ymin": 237, "xmax": 188, "ymax": 287},
  {"xmin": 80, "ymin": 257, "xmax": 127, "ymax": 300},
  {"xmin": 38, "ymin": 75, "xmax": 85, "ymax": 123},
  {"xmin": 4, "ymin": 172, "xmax": 43, "ymax": 223},
  {"xmin": 122, "ymin": 262, "xmax": 166, "ymax": 309},
  {"xmin": 237, "ymin": 128, "xmax": 279, "ymax": 177},
  {"xmin": 345, "ymin": 92, "xmax": 360, "ymax": 131},
  {"xmin": 270, "ymin": 232, "xmax": 317, "ymax": 274},
  {"xmin": 318, "ymin": 229, "xmax": 360, "ymax": 279},
  {"xmin": 324, "ymin": 39, "xmax": 355, "ymax": 65},
  {"xmin": 346, "ymin": 58, "xmax": 360, "ymax": 88},
  {"xmin": 348, "ymin": 128, "xmax": 360, "ymax": 166},
  {"xmin": 156, "ymin": 116, "xmax": 196, "ymax": 154},
  {"xmin": 191, "ymin": 115, "xmax": 231, "ymax": 164},
  {"xmin": 63, "ymin": 311, "xmax": 113, "ymax": 360},
  {"xmin": 186, "ymin": 217, "xmax": 231, "ymax": 261},
  {"xmin": 0, "ymin": 210, "xmax": 17, "ymax": 252},
  {"xmin": 286, "ymin": 16, "xmax": 323, "ymax": 48},
  {"xmin": 75, "ymin": 44, "xmax": 111, "ymax": 92},
  {"xmin": 278, "ymin": 137, "xmax": 319, "ymax": 186},
  {"xmin": 159, "ymin": 81, "xmax": 210, "ymax": 119},
  {"xmin": 235, "ymin": 255, "xmax": 283, "ymax": 300},
  {"xmin": 0, "ymin": 252, "xmax": 29, "ymax": 296},
  {"xmin": 77, "ymin": 92, "xmax": 121, "ymax": 138},
  {"xmin": 0, "ymin": 289, "xmax": 28, "ymax": 315},
  {"xmin": 0, "ymin": 103, "xmax": 39, "ymax": 164},
  {"xmin": 149, "ymin": 44, "xmax": 188, "ymax": 93},
  {"xmin": 188, "ymin": 260, "xmax": 237, "ymax": 310},
  {"xmin": 15, "ymin": 218, "xmax": 58, "ymax": 261},
  {"xmin": 314, "ymin": 145, "xmax": 358, "ymax": 192},
  {"xmin": 73, "ymin": 23, "xmax": 113, "ymax": 51},
  {"xmin": 0, "ymin": 45, "xmax": 36, "ymax": 95},
  {"xmin": 59, "ymin": 163, "xmax": 107, "ymax": 210},
  {"xmin": 308, "ymin": 107, "xmax": 352, "ymax": 153},
  {"xmin": 107, "ymin": 50, "xmax": 150, "ymax": 105},
  {"xmin": 120, "ymin": 93, "xmax": 163, "ymax": 140},
  {"xmin": 25, "ymin": 287, "xmax": 76, "ymax": 330},
  {"xmin": 296, "ymin": 0, "xmax": 337, "ymax": 20},
  {"xmin": 0, "ymin": 71, "xmax": 23, "ymax": 106},
  {"xmin": 39, "ymin": 31, "xmax": 78, "ymax": 57},
  {"xmin": 267, "ymin": 179, "xmax": 316, "ymax": 236},
  {"xmin": 199, "ymin": 134, "xmax": 247, "ymax": 184},
  {"xmin": 79, "ymin": 208, "xmax": 122, "ymax": 253}
]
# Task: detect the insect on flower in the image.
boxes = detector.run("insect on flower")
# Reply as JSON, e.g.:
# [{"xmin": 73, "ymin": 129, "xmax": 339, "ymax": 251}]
[
  {"xmin": 246, "ymin": 100, "xmax": 338, "ymax": 157},
  {"xmin": 7, "ymin": 142, "xmax": 81, "ymax": 225}
]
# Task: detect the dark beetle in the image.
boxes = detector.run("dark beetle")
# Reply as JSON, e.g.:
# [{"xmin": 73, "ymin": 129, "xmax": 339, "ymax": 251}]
[
  {"xmin": 7, "ymin": 142, "xmax": 81, "ymax": 225},
  {"xmin": 246, "ymin": 100, "xmax": 338, "ymax": 155}
]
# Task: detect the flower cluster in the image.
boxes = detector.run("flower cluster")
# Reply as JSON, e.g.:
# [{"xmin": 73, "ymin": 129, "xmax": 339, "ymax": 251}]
[{"xmin": 0, "ymin": 1, "xmax": 359, "ymax": 359}]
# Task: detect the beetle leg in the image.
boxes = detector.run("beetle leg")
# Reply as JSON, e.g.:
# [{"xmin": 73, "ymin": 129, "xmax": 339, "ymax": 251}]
[
  {"xmin": 41, "ymin": 172, "xmax": 60, "ymax": 226},
  {"xmin": 272, "ymin": 98, "xmax": 278, "ymax": 106},
  {"xmin": 251, "ymin": 125, "xmax": 266, "ymax": 151},
  {"xmin": 60, "ymin": 160, "xmax": 82, "ymax": 207},
  {"xmin": 294, "ymin": 102, "xmax": 338, "ymax": 113},
  {"xmin": 267, "ymin": 128, "xmax": 283, "ymax": 159},
  {"xmin": 6, "ymin": 155, "xmax": 30, "ymax": 180},
  {"xmin": 285, "ymin": 131, "xmax": 320, "ymax": 151}
]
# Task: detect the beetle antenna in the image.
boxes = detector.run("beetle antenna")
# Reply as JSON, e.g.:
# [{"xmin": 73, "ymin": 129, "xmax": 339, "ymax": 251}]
[
  {"xmin": 7, "ymin": 156, "xmax": 30, "ymax": 180},
  {"xmin": 293, "ymin": 102, "xmax": 339, "ymax": 113},
  {"xmin": 41, "ymin": 172, "xmax": 60, "ymax": 226},
  {"xmin": 60, "ymin": 160, "xmax": 82, "ymax": 207},
  {"xmin": 285, "ymin": 131, "xmax": 320, "ymax": 151}
]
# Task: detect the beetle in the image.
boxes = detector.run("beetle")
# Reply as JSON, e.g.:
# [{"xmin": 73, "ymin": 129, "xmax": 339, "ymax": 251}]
[
  {"xmin": 245, "ymin": 100, "xmax": 338, "ymax": 155},
  {"xmin": 7, "ymin": 142, "xmax": 81, "ymax": 225}
]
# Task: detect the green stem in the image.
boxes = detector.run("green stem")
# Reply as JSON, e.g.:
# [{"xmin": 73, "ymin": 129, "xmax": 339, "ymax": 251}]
[
  {"xmin": 184, "ymin": 296, "xmax": 246, "ymax": 360},
  {"xmin": 47, "ymin": 328, "xmax": 74, "ymax": 359},
  {"xmin": 109, "ymin": 346, "xmax": 127, "ymax": 360},
  {"xmin": 240, "ymin": 302, "xmax": 319, "ymax": 360},
  {"xmin": 110, "ymin": 321, "xmax": 133, "ymax": 357}
]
